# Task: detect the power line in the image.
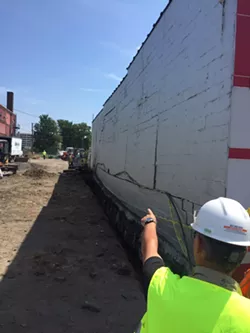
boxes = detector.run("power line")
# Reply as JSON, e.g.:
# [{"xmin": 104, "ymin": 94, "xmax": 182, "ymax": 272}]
[{"xmin": 14, "ymin": 108, "xmax": 40, "ymax": 118}]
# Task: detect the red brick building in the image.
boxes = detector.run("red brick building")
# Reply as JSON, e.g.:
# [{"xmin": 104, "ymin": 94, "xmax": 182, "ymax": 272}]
[{"xmin": 0, "ymin": 92, "xmax": 17, "ymax": 137}]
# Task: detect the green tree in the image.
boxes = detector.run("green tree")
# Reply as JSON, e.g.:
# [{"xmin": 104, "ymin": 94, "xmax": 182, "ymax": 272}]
[
  {"xmin": 73, "ymin": 122, "xmax": 92, "ymax": 150},
  {"xmin": 57, "ymin": 120, "xmax": 74, "ymax": 148},
  {"xmin": 58, "ymin": 120, "xmax": 91, "ymax": 150},
  {"xmin": 33, "ymin": 115, "xmax": 61, "ymax": 154}
]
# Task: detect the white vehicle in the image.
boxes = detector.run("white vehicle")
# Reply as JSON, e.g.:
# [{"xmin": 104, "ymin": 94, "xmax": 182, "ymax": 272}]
[
  {"xmin": 11, "ymin": 137, "xmax": 23, "ymax": 158},
  {"xmin": 0, "ymin": 136, "xmax": 23, "ymax": 162},
  {"xmin": 66, "ymin": 147, "xmax": 74, "ymax": 154},
  {"xmin": 58, "ymin": 150, "xmax": 65, "ymax": 157}
]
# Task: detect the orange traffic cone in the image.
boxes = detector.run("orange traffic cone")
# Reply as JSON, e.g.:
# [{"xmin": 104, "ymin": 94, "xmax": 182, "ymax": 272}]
[{"xmin": 240, "ymin": 269, "xmax": 250, "ymax": 298}]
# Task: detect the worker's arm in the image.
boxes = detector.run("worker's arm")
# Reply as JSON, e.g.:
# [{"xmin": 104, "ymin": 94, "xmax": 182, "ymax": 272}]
[
  {"xmin": 141, "ymin": 209, "xmax": 161, "ymax": 263},
  {"xmin": 141, "ymin": 209, "xmax": 164, "ymax": 298}
]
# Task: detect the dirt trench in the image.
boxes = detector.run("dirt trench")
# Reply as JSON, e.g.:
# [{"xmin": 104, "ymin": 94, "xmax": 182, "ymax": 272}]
[{"xmin": 0, "ymin": 159, "xmax": 145, "ymax": 333}]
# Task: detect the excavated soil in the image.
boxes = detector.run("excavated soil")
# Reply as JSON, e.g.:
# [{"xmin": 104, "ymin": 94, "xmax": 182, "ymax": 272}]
[
  {"xmin": 0, "ymin": 159, "xmax": 144, "ymax": 333},
  {"xmin": 23, "ymin": 167, "xmax": 56, "ymax": 179}
]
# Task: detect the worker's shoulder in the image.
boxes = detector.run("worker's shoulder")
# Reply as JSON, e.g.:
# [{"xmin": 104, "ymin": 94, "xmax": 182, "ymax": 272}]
[
  {"xmin": 148, "ymin": 266, "xmax": 179, "ymax": 295},
  {"xmin": 151, "ymin": 266, "xmax": 181, "ymax": 284},
  {"xmin": 235, "ymin": 292, "xmax": 250, "ymax": 305},
  {"xmin": 231, "ymin": 292, "xmax": 250, "ymax": 316}
]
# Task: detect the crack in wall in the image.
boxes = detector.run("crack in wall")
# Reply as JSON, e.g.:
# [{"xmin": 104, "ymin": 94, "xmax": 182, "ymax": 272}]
[
  {"xmin": 220, "ymin": 0, "xmax": 226, "ymax": 36},
  {"xmin": 153, "ymin": 115, "xmax": 160, "ymax": 189},
  {"xmin": 94, "ymin": 163, "xmax": 195, "ymax": 271}
]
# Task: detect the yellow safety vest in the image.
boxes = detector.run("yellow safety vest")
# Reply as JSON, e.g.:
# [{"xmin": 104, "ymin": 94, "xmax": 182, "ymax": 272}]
[{"xmin": 137, "ymin": 267, "xmax": 250, "ymax": 333}]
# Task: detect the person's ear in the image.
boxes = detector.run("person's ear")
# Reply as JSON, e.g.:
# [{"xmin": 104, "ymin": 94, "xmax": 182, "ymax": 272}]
[{"xmin": 196, "ymin": 233, "xmax": 204, "ymax": 254}]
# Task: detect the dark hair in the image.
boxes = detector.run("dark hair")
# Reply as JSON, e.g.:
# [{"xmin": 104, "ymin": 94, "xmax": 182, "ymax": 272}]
[{"xmin": 201, "ymin": 234, "xmax": 247, "ymax": 274}]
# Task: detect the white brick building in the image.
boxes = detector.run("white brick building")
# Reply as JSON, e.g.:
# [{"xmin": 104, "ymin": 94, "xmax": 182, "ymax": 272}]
[{"xmin": 91, "ymin": 0, "xmax": 250, "ymax": 277}]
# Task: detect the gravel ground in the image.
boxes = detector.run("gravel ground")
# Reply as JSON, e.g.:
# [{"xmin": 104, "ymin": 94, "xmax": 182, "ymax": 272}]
[{"xmin": 0, "ymin": 159, "xmax": 145, "ymax": 333}]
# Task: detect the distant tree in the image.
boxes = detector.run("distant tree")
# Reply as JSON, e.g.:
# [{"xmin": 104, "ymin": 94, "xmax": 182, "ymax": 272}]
[
  {"xmin": 33, "ymin": 115, "xmax": 61, "ymax": 154},
  {"xmin": 58, "ymin": 120, "xmax": 91, "ymax": 150},
  {"xmin": 57, "ymin": 120, "xmax": 74, "ymax": 148},
  {"xmin": 73, "ymin": 122, "xmax": 92, "ymax": 150}
]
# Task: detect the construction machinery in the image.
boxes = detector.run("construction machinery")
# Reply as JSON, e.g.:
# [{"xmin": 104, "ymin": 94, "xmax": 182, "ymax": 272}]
[
  {"xmin": 67, "ymin": 148, "xmax": 88, "ymax": 171},
  {"xmin": 61, "ymin": 147, "xmax": 74, "ymax": 161},
  {"xmin": 0, "ymin": 136, "xmax": 23, "ymax": 162},
  {"xmin": 0, "ymin": 139, "xmax": 18, "ymax": 176}
]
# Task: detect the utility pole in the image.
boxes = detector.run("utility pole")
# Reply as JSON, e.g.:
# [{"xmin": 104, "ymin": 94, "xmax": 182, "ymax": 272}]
[{"xmin": 31, "ymin": 123, "xmax": 34, "ymax": 152}]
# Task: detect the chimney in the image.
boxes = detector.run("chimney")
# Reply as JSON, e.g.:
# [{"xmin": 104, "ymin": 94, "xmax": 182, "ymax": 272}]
[{"xmin": 7, "ymin": 91, "xmax": 14, "ymax": 112}]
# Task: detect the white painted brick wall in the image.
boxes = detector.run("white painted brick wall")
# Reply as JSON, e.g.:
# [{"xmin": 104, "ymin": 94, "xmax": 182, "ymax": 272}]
[
  {"xmin": 92, "ymin": 0, "xmax": 237, "ymax": 209},
  {"xmin": 229, "ymin": 88, "xmax": 250, "ymax": 149},
  {"xmin": 227, "ymin": 87, "xmax": 250, "ymax": 208}
]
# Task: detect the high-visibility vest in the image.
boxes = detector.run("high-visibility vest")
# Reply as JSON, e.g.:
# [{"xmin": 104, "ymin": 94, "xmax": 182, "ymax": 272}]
[{"xmin": 137, "ymin": 267, "xmax": 250, "ymax": 333}]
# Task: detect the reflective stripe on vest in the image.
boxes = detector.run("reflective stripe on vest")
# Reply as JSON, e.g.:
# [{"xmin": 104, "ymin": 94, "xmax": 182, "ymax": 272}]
[{"xmin": 139, "ymin": 267, "xmax": 250, "ymax": 333}]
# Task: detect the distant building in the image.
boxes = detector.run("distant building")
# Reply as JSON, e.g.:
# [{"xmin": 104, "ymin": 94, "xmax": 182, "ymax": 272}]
[
  {"xmin": 20, "ymin": 133, "xmax": 33, "ymax": 150},
  {"xmin": 0, "ymin": 92, "xmax": 17, "ymax": 137}
]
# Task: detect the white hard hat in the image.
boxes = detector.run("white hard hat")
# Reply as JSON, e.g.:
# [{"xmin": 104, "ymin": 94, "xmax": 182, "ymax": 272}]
[{"xmin": 191, "ymin": 197, "xmax": 250, "ymax": 246}]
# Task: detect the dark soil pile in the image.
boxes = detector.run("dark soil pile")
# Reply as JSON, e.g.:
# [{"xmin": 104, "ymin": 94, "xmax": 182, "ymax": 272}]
[{"xmin": 23, "ymin": 167, "xmax": 56, "ymax": 179}]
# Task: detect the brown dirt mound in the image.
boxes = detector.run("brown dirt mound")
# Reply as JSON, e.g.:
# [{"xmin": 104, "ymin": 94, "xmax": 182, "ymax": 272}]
[{"xmin": 23, "ymin": 168, "xmax": 56, "ymax": 179}]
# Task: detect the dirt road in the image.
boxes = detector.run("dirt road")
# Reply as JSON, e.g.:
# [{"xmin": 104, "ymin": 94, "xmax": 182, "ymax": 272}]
[{"xmin": 0, "ymin": 159, "xmax": 145, "ymax": 333}]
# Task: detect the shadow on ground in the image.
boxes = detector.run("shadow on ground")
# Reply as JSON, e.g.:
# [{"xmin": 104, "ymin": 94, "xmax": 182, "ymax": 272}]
[{"xmin": 0, "ymin": 172, "xmax": 144, "ymax": 333}]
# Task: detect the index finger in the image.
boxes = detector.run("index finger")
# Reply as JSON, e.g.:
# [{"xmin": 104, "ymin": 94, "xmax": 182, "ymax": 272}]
[{"xmin": 147, "ymin": 208, "xmax": 153, "ymax": 215}]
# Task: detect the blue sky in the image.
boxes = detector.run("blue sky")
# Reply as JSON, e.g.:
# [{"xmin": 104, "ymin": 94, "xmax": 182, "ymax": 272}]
[{"xmin": 0, "ymin": 0, "xmax": 167, "ymax": 132}]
